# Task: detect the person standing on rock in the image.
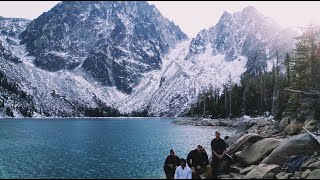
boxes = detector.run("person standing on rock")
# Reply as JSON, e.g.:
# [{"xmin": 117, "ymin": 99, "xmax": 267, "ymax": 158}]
[
  {"xmin": 164, "ymin": 149, "xmax": 181, "ymax": 179},
  {"xmin": 187, "ymin": 145, "xmax": 212, "ymax": 179},
  {"xmin": 211, "ymin": 131, "xmax": 233, "ymax": 177},
  {"xmin": 174, "ymin": 158, "xmax": 192, "ymax": 179}
]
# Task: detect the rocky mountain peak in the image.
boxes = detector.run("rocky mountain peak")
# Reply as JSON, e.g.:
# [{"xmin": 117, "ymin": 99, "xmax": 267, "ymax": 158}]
[
  {"xmin": 241, "ymin": 5, "xmax": 259, "ymax": 15},
  {"xmin": 19, "ymin": 1, "xmax": 187, "ymax": 94},
  {"xmin": 186, "ymin": 6, "xmax": 296, "ymax": 75}
]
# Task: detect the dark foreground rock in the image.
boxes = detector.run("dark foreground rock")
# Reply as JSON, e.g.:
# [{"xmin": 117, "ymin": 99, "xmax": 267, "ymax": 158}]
[
  {"xmin": 216, "ymin": 129, "xmax": 320, "ymax": 179},
  {"xmin": 170, "ymin": 117, "xmax": 320, "ymax": 179},
  {"xmin": 237, "ymin": 138, "xmax": 281, "ymax": 166},
  {"xmin": 226, "ymin": 133, "xmax": 245, "ymax": 147},
  {"xmin": 226, "ymin": 133, "xmax": 264, "ymax": 155},
  {"xmin": 307, "ymin": 169, "xmax": 320, "ymax": 179},
  {"xmin": 260, "ymin": 133, "xmax": 320, "ymax": 165},
  {"xmin": 243, "ymin": 164, "xmax": 281, "ymax": 179}
]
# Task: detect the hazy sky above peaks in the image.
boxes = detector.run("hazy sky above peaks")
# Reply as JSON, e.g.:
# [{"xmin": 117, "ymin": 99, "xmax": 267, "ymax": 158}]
[{"xmin": 0, "ymin": 1, "xmax": 319, "ymax": 37}]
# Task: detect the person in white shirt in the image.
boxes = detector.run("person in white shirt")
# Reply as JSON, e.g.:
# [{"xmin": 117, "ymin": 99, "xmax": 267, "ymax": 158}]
[{"xmin": 174, "ymin": 158, "xmax": 192, "ymax": 179}]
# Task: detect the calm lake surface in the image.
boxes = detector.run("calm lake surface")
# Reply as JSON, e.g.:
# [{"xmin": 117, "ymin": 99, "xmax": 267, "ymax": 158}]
[{"xmin": 0, "ymin": 118, "xmax": 236, "ymax": 179}]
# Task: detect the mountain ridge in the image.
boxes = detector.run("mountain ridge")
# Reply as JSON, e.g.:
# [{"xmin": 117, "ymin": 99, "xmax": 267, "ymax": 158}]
[{"xmin": 0, "ymin": 3, "xmax": 298, "ymax": 117}]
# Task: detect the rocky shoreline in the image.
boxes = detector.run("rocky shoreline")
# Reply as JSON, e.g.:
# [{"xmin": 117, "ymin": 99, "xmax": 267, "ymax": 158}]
[
  {"xmin": 172, "ymin": 117, "xmax": 240, "ymax": 127},
  {"xmin": 172, "ymin": 117, "xmax": 320, "ymax": 179},
  {"xmin": 173, "ymin": 117, "xmax": 281, "ymax": 138}
]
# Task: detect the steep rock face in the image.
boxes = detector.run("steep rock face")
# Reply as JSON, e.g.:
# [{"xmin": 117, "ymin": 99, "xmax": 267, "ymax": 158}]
[
  {"xmin": 0, "ymin": 16, "xmax": 30, "ymax": 38},
  {"xmin": 19, "ymin": 1, "xmax": 187, "ymax": 93},
  {"xmin": 186, "ymin": 6, "xmax": 296, "ymax": 75},
  {"xmin": 0, "ymin": 16, "xmax": 99, "ymax": 117},
  {"xmin": 0, "ymin": 39, "xmax": 20, "ymax": 63},
  {"xmin": 0, "ymin": 16, "xmax": 30, "ymax": 63}
]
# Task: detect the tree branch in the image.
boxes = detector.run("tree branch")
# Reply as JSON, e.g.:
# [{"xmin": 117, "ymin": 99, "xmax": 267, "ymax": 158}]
[
  {"xmin": 310, "ymin": 89, "xmax": 320, "ymax": 95},
  {"xmin": 284, "ymin": 88, "xmax": 320, "ymax": 98}
]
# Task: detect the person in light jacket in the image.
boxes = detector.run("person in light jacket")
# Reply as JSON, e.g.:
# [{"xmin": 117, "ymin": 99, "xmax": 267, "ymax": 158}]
[{"xmin": 174, "ymin": 158, "xmax": 192, "ymax": 179}]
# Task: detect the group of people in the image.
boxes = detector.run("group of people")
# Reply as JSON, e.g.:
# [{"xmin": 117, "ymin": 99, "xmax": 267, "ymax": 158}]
[{"xmin": 164, "ymin": 131, "xmax": 233, "ymax": 179}]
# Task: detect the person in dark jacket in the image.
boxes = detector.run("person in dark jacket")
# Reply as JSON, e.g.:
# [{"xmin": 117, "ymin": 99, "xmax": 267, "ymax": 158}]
[
  {"xmin": 164, "ymin": 149, "xmax": 181, "ymax": 179},
  {"xmin": 187, "ymin": 145, "xmax": 212, "ymax": 179},
  {"xmin": 211, "ymin": 131, "xmax": 233, "ymax": 178}
]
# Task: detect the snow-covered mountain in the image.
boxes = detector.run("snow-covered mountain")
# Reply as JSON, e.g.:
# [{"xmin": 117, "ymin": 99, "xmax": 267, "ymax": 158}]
[
  {"xmin": 19, "ymin": 1, "xmax": 187, "ymax": 94},
  {"xmin": 186, "ymin": 6, "xmax": 297, "ymax": 74},
  {"xmin": 117, "ymin": 6, "xmax": 298, "ymax": 116},
  {"xmin": 0, "ymin": 16, "xmax": 95, "ymax": 117},
  {"xmin": 0, "ymin": 4, "xmax": 297, "ymax": 117}
]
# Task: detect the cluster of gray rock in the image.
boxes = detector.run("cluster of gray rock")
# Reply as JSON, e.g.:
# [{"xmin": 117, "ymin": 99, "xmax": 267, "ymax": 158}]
[
  {"xmin": 172, "ymin": 117, "xmax": 246, "ymax": 127},
  {"xmin": 173, "ymin": 116, "xmax": 320, "ymax": 179},
  {"xmin": 219, "ymin": 130, "xmax": 320, "ymax": 179},
  {"xmin": 279, "ymin": 117, "xmax": 319, "ymax": 136},
  {"xmin": 173, "ymin": 117, "xmax": 320, "ymax": 179}
]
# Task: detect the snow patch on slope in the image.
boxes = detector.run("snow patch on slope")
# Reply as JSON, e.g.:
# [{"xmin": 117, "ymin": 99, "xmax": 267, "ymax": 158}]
[{"xmin": 116, "ymin": 40, "xmax": 247, "ymax": 116}]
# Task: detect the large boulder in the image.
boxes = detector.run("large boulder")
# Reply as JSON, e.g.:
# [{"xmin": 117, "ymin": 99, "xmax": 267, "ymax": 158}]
[
  {"xmin": 284, "ymin": 121, "xmax": 304, "ymax": 135},
  {"xmin": 246, "ymin": 125, "xmax": 259, "ymax": 134},
  {"xmin": 276, "ymin": 172, "xmax": 293, "ymax": 179},
  {"xmin": 258, "ymin": 123, "xmax": 280, "ymax": 138},
  {"xmin": 301, "ymin": 169, "xmax": 312, "ymax": 179},
  {"xmin": 236, "ymin": 122, "xmax": 247, "ymax": 133},
  {"xmin": 307, "ymin": 169, "xmax": 320, "ymax": 179},
  {"xmin": 302, "ymin": 158, "xmax": 318, "ymax": 170},
  {"xmin": 230, "ymin": 164, "xmax": 243, "ymax": 173},
  {"xmin": 240, "ymin": 165, "xmax": 257, "ymax": 175},
  {"xmin": 237, "ymin": 138, "xmax": 281, "ymax": 166},
  {"xmin": 293, "ymin": 171, "xmax": 303, "ymax": 178},
  {"xmin": 230, "ymin": 173, "xmax": 242, "ymax": 179},
  {"xmin": 263, "ymin": 172, "xmax": 276, "ymax": 179},
  {"xmin": 279, "ymin": 117, "xmax": 291, "ymax": 131},
  {"xmin": 307, "ymin": 161, "xmax": 320, "ymax": 170},
  {"xmin": 261, "ymin": 133, "xmax": 320, "ymax": 165},
  {"xmin": 227, "ymin": 133, "xmax": 264, "ymax": 155},
  {"xmin": 236, "ymin": 121, "xmax": 256, "ymax": 133},
  {"xmin": 226, "ymin": 133, "xmax": 245, "ymax": 147},
  {"xmin": 243, "ymin": 164, "xmax": 281, "ymax": 179},
  {"xmin": 304, "ymin": 127, "xmax": 320, "ymax": 144}
]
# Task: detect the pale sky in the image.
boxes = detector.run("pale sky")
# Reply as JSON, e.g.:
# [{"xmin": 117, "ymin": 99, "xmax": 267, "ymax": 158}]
[{"xmin": 0, "ymin": 1, "xmax": 320, "ymax": 37}]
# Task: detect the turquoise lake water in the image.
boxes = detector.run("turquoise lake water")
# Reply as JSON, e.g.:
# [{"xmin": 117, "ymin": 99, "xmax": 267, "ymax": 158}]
[{"xmin": 0, "ymin": 118, "xmax": 236, "ymax": 179}]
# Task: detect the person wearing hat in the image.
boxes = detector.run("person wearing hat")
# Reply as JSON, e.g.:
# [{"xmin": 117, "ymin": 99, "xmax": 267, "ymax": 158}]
[
  {"xmin": 164, "ymin": 149, "xmax": 181, "ymax": 179},
  {"xmin": 187, "ymin": 145, "xmax": 212, "ymax": 179}
]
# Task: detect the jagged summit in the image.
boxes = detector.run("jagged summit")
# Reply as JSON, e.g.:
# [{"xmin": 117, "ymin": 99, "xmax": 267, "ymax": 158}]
[
  {"xmin": 186, "ymin": 6, "xmax": 295, "ymax": 74},
  {"xmin": 220, "ymin": 11, "xmax": 231, "ymax": 19},
  {"xmin": 19, "ymin": 1, "xmax": 187, "ymax": 94},
  {"xmin": 242, "ymin": 6, "xmax": 259, "ymax": 14}
]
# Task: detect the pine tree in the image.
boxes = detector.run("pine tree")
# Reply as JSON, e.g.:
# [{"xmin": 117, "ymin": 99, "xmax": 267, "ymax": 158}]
[
  {"xmin": 227, "ymin": 74, "xmax": 233, "ymax": 118},
  {"xmin": 285, "ymin": 24, "xmax": 320, "ymax": 121},
  {"xmin": 284, "ymin": 53, "xmax": 291, "ymax": 85},
  {"xmin": 292, "ymin": 24, "xmax": 320, "ymax": 90}
]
